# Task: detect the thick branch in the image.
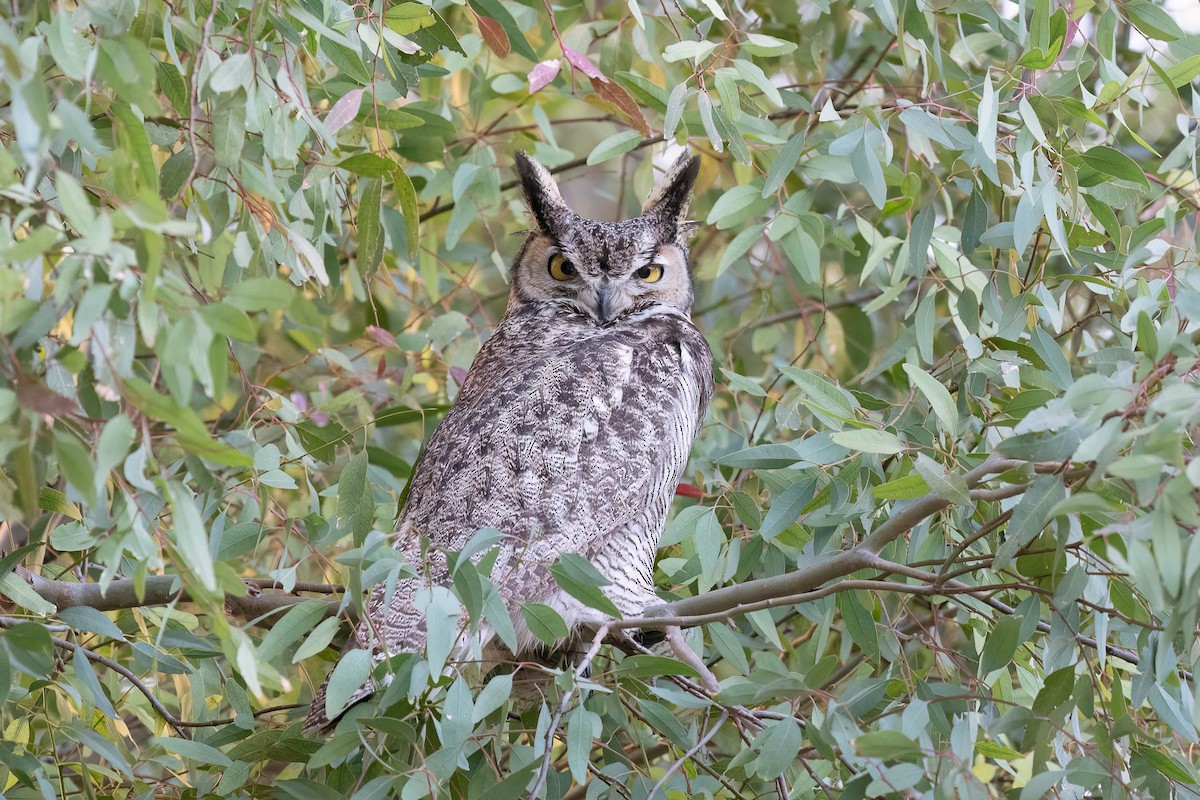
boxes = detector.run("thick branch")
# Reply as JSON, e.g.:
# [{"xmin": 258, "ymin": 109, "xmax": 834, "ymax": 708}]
[{"xmin": 15, "ymin": 569, "xmax": 342, "ymax": 623}]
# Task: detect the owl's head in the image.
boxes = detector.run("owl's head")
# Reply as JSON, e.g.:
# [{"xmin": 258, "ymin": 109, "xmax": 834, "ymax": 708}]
[{"xmin": 509, "ymin": 151, "xmax": 702, "ymax": 325}]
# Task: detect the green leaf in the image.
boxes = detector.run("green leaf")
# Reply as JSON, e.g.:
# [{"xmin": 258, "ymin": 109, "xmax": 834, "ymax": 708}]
[
  {"xmin": 338, "ymin": 153, "xmax": 401, "ymax": 178},
  {"xmin": 549, "ymin": 554, "xmax": 622, "ymax": 619},
  {"xmin": 521, "ymin": 603, "xmax": 570, "ymax": 645},
  {"xmin": 830, "ymin": 429, "xmax": 905, "ymax": 455},
  {"xmin": 586, "ymin": 130, "xmax": 643, "ymax": 165},
  {"xmin": 1076, "ymin": 146, "xmax": 1150, "ymax": 189},
  {"xmin": 337, "ymin": 451, "xmax": 373, "ymax": 546},
  {"xmin": 975, "ymin": 740, "xmax": 1025, "ymax": 761},
  {"xmin": 156, "ymin": 61, "xmax": 187, "ymax": 113},
  {"xmin": 742, "ymin": 33, "xmax": 797, "ymax": 57},
  {"xmin": 995, "ymin": 427, "xmax": 1082, "ymax": 462},
  {"xmin": 47, "ymin": 13, "xmax": 92, "ymax": 80},
  {"xmin": 977, "ymin": 71, "xmax": 998, "ymax": 164},
  {"xmin": 780, "ymin": 226, "xmax": 821, "ymax": 283},
  {"xmin": 3, "ymin": 621, "xmax": 55, "ymax": 675},
  {"xmin": 158, "ymin": 737, "xmax": 233, "ymax": 767},
  {"xmin": 1032, "ymin": 666, "xmax": 1075, "ymax": 716},
  {"xmin": 0, "ymin": 574, "xmax": 57, "ymax": 615},
  {"xmin": 324, "ymin": 648, "xmax": 373, "ymax": 719},
  {"xmin": 902, "ymin": 363, "xmax": 957, "ymax": 432},
  {"xmin": 393, "ymin": 166, "xmax": 420, "ymax": 260},
  {"xmin": 1132, "ymin": 746, "xmax": 1197, "ymax": 783},
  {"xmin": 854, "ymin": 730, "xmax": 922, "ymax": 761},
  {"xmin": 837, "ymin": 592, "xmax": 878, "ymax": 656},
  {"xmin": 566, "ymin": 706, "xmax": 597, "ymax": 783},
  {"xmin": 978, "ymin": 616, "xmax": 1021, "ymax": 677},
  {"xmin": 293, "ymin": 615, "xmax": 341, "ymax": 663},
  {"xmin": 199, "ymin": 304, "xmax": 255, "ymax": 341},
  {"xmin": 907, "ymin": 205, "xmax": 934, "ymax": 274},
  {"xmin": 994, "ymin": 475, "xmax": 1064, "ymax": 569},
  {"xmin": 753, "ymin": 720, "xmax": 802, "ymax": 779},
  {"xmin": 111, "ymin": 103, "xmax": 158, "ymax": 193},
  {"xmin": 706, "ymin": 185, "xmax": 767, "ymax": 226},
  {"xmin": 167, "ymin": 483, "xmax": 217, "ymax": 595},
  {"xmin": 851, "ymin": 137, "xmax": 886, "ymax": 208},
  {"xmin": 696, "ymin": 90, "xmax": 723, "ymax": 152},
  {"xmin": 613, "ymin": 654, "xmax": 700, "ymax": 679},
  {"xmin": 1159, "ymin": 54, "xmax": 1200, "ymax": 89},
  {"xmin": 355, "ymin": 107, "xmax": 425, "ymax": 131},
  {"xmin": 961, "ymin": 189, "xmax": 987, "ymax": 253},
  {"xmin": 1125, "ymin": 0, "xmax": 1184, "ymax": 40},
  {"xmin": 259, "ymin": 600, "xmax": 330, "ymax": 661},
  {"xmin": 38, "ymin": 487, "xmax": 82, "ymax": 521},
  {"xmin": 228, "ymin": 278, "xmax": 293, "ymax": 312},
  {"xmin": 780, "ymin": 367, "xmax": 858, "ymax": 428},
  {"xmin": 760, "ymin": 479, "xmax": 817, "ymax": 539},
  {"xmin": 58, "ymin": 606, "xmax": 126, "ymax": 641},
  {"xmin": 410, "ymin": 7, "xmax": 466, "ymax": 56},
  {"xmin": 663, "ymin": 83, "xmax": 690, "ymax": 141},
  {"xmin": 295, "ymin": 419, "xmax": 351, "ymax": 463},
  {"xmin": 73, "ymin": 647, "xmax": 117, "ymax": 718},
  {"xmin": 54, "ymin": 170, "xmax": 95, "ymax": 230},
  {"xmin": 54, "ymin": 432, "xmax": 95, "ymax": 505},
  {"xmin": 873, "ymin": 473, "xmax": 931, "ymax": 500},
  {"xmin": 715, "ymin": 444, "xmax": 803, "ymax": 469},
  {"xmin": 358, "ymin": 178, "xmax": 385, "ymax": 279},
  {"xmin": 320, "ymin": 39, "xmax": 372, "ymax": 84},
  {"xmin": 209, "ymin": 53, "xmax": 253, "ymax": 93},
  {"xmin": 212, "ymin": 94, "xmax": 247, "ymax": 168}
]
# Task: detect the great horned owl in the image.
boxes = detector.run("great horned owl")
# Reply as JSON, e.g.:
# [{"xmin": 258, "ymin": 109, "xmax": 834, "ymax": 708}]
[{"xmin": 304, "ymin": 151, "xmax": 713, "ymax": 732}]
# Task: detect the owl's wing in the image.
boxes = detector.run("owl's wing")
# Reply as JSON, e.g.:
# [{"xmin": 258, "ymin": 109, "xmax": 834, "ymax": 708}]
[{"xmin": 399, "ymin": 312, "xmax": 712, "ymax": 578}]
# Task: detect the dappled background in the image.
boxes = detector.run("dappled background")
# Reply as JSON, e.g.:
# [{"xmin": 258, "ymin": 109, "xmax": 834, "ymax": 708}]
[{"xmin": 2, "ymin": 0, "xmax": 1200, "ymax": 797}]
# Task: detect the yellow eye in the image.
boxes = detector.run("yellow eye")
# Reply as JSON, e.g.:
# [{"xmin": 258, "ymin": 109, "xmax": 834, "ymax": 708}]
[
  {"xmin": 635, "ymin": 263, "xmax": 664, "ymax": 283},
  {"xmin": 548, "ymin": 254, "xmax": 576, "ymax": 281}
]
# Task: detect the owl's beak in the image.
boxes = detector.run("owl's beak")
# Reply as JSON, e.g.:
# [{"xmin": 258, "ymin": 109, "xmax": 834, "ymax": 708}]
[{"xmin": 595, "ymin": 278, "xmax": 613, "ymax": 325}]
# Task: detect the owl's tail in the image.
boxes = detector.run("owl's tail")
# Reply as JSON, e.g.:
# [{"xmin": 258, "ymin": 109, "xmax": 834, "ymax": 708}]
[{"xmin": 301, "ymin": 672, "xmax": 378, "ymax": 734}]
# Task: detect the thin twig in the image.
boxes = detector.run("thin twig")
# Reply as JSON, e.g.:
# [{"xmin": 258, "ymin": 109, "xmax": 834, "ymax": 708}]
[
  {"xmin": 529, "ymin": 625, "xmax": 609, "ymax": 798},
  {"xmin": 647, "ymin": 711, "xmax": 728, "ymax": 799},
  {"xmin": 46, "ymin": 633, "xmax": 189, "ymax": 738},
  {"xmin": 172, "ymin": 0, "xmax": 219, "ymax": 206}
]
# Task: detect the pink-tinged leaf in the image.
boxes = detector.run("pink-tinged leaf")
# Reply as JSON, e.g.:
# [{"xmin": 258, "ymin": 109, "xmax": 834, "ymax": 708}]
[
  {"xmin": 473, "ymin": 8, "xmax": 510, "ymax": 58},
  {"xmin": 1046, "ymin": 18, "xmax": 1081, "ymax": 71},
  {"xmin": 326, "ymin": 89, "xmax": 364, "ymax": 136},
  {"xmin": 528, "ymin": 60, "xmax": 562, "ymax": 94},
  {"xmin": 366, "ymin": 325, "xmax": 398, "ymax": 350},
  {"xmin": 588, "ymin": 77, "xmax": 650, "ymax": 136},
  {"xmin": 449, "ymin": 366, "xmax": 469, "ymax": 385},
  {"xmin": 562, "ymin": 45, "xmax": 605, "ymax": 81},
  {"xmin": 675, "ymin": 483, "xmax": 704, "ymax": 499}
]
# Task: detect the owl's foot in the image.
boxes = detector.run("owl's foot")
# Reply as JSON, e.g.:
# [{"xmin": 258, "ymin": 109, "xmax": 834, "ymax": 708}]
[{"xmin": 664, "ymin": 625, "xmax": 719, "ymax": 694}]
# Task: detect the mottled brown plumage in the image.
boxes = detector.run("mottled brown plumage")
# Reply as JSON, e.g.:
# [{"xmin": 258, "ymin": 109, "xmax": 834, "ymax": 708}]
[{"xmin": 304, "ymin": 152, "xmax": 712, "ymax": 732}]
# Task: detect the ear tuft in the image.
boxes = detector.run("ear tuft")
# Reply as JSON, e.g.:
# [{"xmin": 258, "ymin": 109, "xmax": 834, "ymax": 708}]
[
  {"xmin": 515, "ymin": 151, "xmax": 569, "ymax": 236},
  {"xmin": 641, "ymin": 153, "xmax": 701, "ymax": 227},
  {"xmin": 677, "ymin": 219, "xmax": 701, "ymax": 240}
]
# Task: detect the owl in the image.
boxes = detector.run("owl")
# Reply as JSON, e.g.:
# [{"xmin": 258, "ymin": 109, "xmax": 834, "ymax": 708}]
[{"xmin": 303, "ymin": 151, "xmax": 713, "ymax": 733}]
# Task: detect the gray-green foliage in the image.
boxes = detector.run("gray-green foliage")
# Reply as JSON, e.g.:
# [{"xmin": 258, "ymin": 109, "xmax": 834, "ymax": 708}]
[{"xmin": 2, "ymin": 0, "xmax": 1200, "ymax": 796}]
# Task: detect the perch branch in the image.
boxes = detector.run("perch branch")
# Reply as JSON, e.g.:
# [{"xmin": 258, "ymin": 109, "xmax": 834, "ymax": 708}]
[{"xmin": 13, "ymin": 569, "xmax": 344, "ymax": 623}]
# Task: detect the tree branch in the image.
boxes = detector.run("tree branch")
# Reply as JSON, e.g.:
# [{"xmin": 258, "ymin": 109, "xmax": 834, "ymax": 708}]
[
  {"xmin": 632, "ymin": 456, "xmax": 1021, "ymax": 624},
  {"xmin": 14, "ymin": 569, "xmax": 343, "ymax": 624}
]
